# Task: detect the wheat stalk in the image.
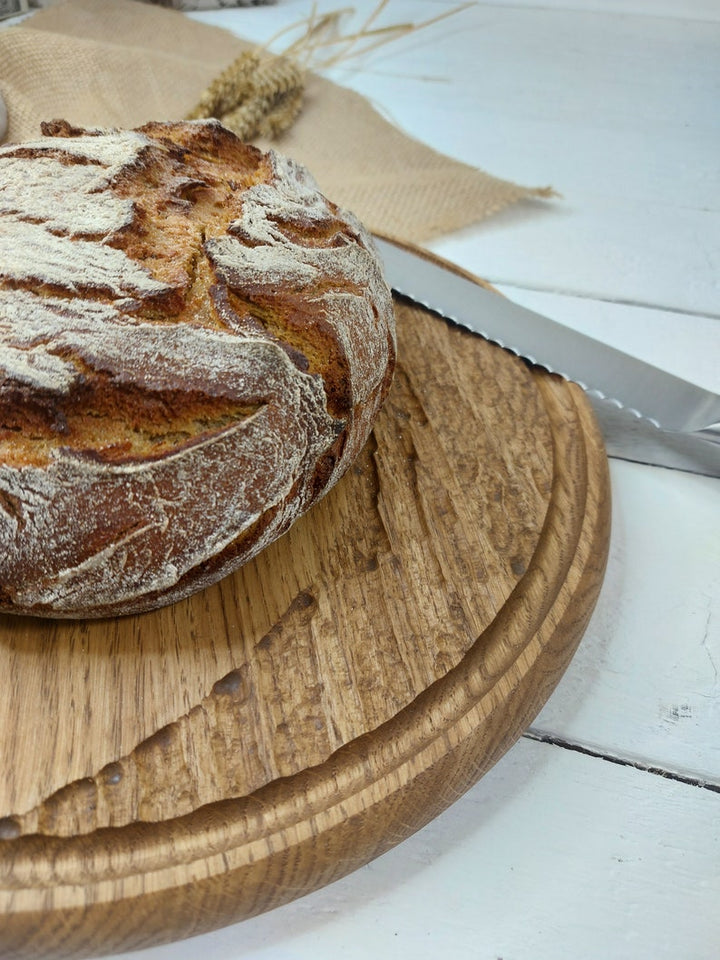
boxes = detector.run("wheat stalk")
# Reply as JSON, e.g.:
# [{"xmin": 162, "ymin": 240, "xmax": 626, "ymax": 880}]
[{"xmin": 185, "ymin": 2, "xmax": 473, "ymax": 141}]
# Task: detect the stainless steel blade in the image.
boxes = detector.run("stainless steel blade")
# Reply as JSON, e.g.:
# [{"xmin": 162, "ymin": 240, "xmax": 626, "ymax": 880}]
[
  {"xmin": 584, "ymin": 397, "xmax": 720, "ymax": 478},
  {"xmin": 375, "ymin": 237, "xmax": 720, "ymax": 477}
]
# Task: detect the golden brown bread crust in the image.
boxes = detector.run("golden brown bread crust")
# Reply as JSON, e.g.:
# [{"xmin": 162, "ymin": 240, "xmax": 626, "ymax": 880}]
[{"xmin": 0, "ymin": 119, "xmax": 395, "ymax": 618}]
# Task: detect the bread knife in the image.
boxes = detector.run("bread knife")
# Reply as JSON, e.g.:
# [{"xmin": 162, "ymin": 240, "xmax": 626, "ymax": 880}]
[{"xmin": 374, "ymin": 236, "xmax": 720, "ymax": 478}]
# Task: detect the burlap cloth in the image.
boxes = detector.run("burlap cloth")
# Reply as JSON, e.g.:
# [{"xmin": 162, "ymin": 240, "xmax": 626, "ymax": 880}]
[{"xmin": 0, "ymin": 0, "xmax": 552, "ymax": 242}]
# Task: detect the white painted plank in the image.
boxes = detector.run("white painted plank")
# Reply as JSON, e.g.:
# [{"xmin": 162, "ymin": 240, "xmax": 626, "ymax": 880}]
[
  {"xmin": 109, "ymin": 737, "xmax": 720, "ymax": 960},
  {"xmin": 430, "ymin": 200, "xmax": 720, "ymax": 319},
  {"xmin": 533, "ymin": 459, "xmax": 720, "ymax": 785},
  {"xmin": 449, "ymin": 0, "xmax": 720, "ymax": 22}
]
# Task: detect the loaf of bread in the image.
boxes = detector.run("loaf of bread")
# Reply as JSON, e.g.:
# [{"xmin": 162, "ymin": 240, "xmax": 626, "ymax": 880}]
[{"xmin": 0, "ymin": 119, "xmax": 395, "ymax": 618}]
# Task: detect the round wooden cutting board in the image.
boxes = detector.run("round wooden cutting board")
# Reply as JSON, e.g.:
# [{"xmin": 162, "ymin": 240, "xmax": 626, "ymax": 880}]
[{"xmin": 0, "ymin": 249, "xmax": 610, "ymax": 959}]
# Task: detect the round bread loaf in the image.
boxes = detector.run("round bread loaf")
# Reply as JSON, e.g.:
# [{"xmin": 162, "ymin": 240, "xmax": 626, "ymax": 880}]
[{"xmin": 0, "ymin": 119, "xmax": 396, "ymax": 619}]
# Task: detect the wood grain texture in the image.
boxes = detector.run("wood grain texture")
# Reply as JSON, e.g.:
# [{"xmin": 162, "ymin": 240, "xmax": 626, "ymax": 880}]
[{"xmin": 0, "ymin": 252, "xmax": 611, "ymax": 958}]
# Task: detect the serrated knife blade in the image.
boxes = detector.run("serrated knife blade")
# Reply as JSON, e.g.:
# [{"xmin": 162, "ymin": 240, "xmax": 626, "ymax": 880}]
[{"xmin": 375, "ymin": 236, "xmax": 720, "ymax": 478}]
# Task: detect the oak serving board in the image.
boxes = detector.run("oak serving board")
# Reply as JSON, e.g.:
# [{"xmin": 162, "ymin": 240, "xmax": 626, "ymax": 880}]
[{"xmin": 0, "ymin": 249, "xmax": 611, "ymax": 958}]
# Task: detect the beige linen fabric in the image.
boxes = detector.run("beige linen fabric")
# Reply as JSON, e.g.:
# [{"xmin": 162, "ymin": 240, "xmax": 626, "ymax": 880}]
[{"xmin": 0, "ymin": 0, "xmax": 552, "ymax": 241}]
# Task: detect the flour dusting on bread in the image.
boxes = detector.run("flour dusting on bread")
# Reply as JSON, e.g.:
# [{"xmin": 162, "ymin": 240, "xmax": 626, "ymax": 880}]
[{"xmin": 0, "ymin": 119, "xmax": 395, "ymax": 618}]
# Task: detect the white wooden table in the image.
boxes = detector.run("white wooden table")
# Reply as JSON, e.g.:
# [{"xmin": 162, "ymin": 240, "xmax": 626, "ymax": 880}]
[{"xmin": 19, "ymin": 1, "xmax": 719, "ymax": 957}]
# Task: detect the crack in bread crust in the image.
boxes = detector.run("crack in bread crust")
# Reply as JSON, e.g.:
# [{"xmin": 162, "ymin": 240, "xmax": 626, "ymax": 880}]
[{"xmin": 0, "ymin": 120, "xmax": 396, "ymax": 618}]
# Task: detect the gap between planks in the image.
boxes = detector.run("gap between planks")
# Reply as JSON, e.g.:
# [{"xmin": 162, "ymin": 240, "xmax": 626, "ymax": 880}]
[
  {"xmin": 494, "ymin": 283, "xmax": 720, "ymax": 323},
  {"xmin": 522, "ymin": 729, "xmax": 720, "ymax": 794}
]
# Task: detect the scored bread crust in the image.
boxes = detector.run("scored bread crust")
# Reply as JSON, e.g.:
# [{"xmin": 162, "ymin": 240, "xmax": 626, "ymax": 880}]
[{"xmin": 0, "ymin": 119, "xmax": 396, "ymax": 618}]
